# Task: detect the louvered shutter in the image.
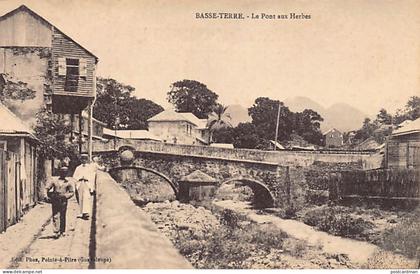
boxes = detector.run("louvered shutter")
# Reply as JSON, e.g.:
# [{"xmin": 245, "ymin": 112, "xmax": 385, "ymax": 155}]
[
  {"xmin": 58, "ymin": 57, "xmax": 66, "ymax": 76},
  {"xmin": 79, "ymin": 58, "xmax": 87, "ymax": 77}
]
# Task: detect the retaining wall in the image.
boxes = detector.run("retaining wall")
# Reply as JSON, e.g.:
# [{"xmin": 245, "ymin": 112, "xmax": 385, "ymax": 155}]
[{"xmin": 95, "ymin": 171, "xmax": 192, "ymax": 268}]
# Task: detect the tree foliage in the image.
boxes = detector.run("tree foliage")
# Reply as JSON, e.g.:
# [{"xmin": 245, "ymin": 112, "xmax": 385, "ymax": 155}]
[
  {"xmin": 214, "ymin": 97, "xmax": 324, "ymax": 148},
  {"xmin": 93, "ymin": 77, "xmax": 163, "ymax": 130},
  {"xmin": 248, "ymin": 97, "xmax": 294, "ymax": 142},
  {"xmin": 207, "ymin": 104, "xmax": 232, "ymax": 142},
  {"xmin": 213, "ymin": 123, "xmax": 269, "ymax": 149},
  {"xmin": 167, "ymin": 79, "xmax": 218, "ymax": 119},
  {"xmin": 33, "ymin": 107, "xmax": 78, "ymax": 160},
  {"xmin": 376, "ymin": 108, "xmax": 392, "ymax": 125},
  {"xmin": 404, "ymin": 96, "xmax": 420, "ymax": 121},
  {"xmin": 248, "ymin": 97, "xmax": 323, "ymax": 146},
  {"xmin": 352, "ymin": 96, "xmax": 420, "ymax": 144},
  {"xmin": 292, "ymin": 109, "xmax": 324, "ymax": 145}
]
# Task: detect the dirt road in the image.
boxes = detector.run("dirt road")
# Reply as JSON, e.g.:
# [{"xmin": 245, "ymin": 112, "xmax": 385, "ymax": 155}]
[{"xmin": 0, "ymin": 197, "xmax": 93, "ymax": 269}]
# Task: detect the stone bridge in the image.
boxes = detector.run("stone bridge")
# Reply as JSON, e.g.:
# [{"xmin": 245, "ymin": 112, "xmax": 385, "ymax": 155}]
[
  {"xmin": 93, "ymin": 140, "xmax": 382, "ymax": 208},
  {"xmin": 111, "ymin": 150, "xmax": 289, "ymax": 207}
]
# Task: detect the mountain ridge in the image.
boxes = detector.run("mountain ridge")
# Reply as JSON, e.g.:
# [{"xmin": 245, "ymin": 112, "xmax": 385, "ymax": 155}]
[{"xmin": 225, "ymin": 97, "xmax": 369, "ymax": 132}]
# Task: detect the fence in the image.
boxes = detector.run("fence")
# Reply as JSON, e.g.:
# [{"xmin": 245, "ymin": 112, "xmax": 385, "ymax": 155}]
[{"xmin": 329, "ymin": 168, "xmax": 420, "ymax": 203}]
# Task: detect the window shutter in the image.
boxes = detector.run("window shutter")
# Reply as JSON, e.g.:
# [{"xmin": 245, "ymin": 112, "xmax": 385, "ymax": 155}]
[
  {"xmin": 79, "ymin": 58, "xmax": 87, "ymax": 77},
  {"xmin": 58, "ymin": 57, "xmax": 66, "ymax": 76}
]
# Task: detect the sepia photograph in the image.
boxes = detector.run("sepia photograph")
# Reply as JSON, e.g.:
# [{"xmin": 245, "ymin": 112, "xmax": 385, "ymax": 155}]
[{"xmin": 0, "ymin": 0, "xmax": 419, "ymax": 272}]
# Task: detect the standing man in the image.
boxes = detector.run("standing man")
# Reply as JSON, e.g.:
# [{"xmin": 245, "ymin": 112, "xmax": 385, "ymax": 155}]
[
  {"xmin": 44, "ymin": 166, "xmax": 74, "ymax": 239},
  {"xmin": 73, "ymin": 153, "xmax": 96, "ymax": 220}
]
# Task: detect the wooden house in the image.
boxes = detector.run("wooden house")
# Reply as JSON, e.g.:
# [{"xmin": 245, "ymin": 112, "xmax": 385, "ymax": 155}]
[
  {"xmin": 386, "ymin": 118, "xmax": 420, "ymax": 169},
  {"xmin": 0, "ymin": 5, "xmax": 98, "ymax": 158},
  {"xmin": 0, "ymin": 103, "xmax": 38, "ymax": 232}
]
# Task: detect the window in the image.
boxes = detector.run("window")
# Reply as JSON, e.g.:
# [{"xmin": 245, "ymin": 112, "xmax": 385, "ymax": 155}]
[
  {"xmin": 57, "ymin": 57, "xmax": 88, "ymax": 92},
  {"xmin": 65, "ymin": 58, "xmax": 79, "ymax": 92}
]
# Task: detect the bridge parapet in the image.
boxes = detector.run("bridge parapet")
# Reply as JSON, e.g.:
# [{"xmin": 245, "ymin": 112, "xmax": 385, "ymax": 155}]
[
  {"xmin": 92, "ymin": 139, "xmax": 382, "ymax": 169},
  {"xmin": 94, "ymin": 171, "xmax": 192, "ymax": 268}
]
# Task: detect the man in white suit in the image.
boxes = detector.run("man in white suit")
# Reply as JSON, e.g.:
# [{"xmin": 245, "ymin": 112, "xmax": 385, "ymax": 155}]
[{"xmin": 72, "ymin": 154, "xmax": 96, "ymax": 220}]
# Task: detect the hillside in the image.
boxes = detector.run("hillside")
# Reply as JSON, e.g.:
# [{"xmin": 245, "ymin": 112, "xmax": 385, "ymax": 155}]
[
  {"xmin": 284, "ymin": 96, "xmax": 368, "ymax": 132},
  {"xmin": 225, "ymin": 104, "xmax": 251, "ymax": 127}
]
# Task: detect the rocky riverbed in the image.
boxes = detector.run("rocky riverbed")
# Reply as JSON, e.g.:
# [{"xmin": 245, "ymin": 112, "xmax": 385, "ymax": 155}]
[{"xmin": 141, "ymin": 200, "xmax": 368, "ymax": 269}]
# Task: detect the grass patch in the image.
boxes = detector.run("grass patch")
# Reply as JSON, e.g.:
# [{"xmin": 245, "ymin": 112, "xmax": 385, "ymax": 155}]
[
  {"xmin": 302, "ymin": 206, "xmax": 375, "ymax": 240},
  {"xmin": 172, "ymin": 209, "xmax": 288, "ymax": 269},
  {"xmin": 378, "ymin": 213, "xmax": 420, "ymax": 259}
]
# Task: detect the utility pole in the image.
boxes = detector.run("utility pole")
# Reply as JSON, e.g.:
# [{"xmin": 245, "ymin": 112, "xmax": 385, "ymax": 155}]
[{"xmin": 274, "ymin": 101, "xmax": 281, "ymax": 151}]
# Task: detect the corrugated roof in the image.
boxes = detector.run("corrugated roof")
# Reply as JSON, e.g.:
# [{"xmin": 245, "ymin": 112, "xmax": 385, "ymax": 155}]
[
  {"xmin": 0, "ymin": 103, "xmax": 36, "ymax": 139},
  {"xmin": 180, "ymin": 170, "xmax": 217, "ymax": 183},
  {"xmin": 392, "ymin": 118, "xmax": 420, "ymax": 136}
]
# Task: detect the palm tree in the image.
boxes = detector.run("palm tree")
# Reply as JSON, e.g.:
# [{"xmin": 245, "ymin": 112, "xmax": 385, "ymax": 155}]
[{"xmin": 207, "ymin": 104, "xmax": 232, "ymax": 143}]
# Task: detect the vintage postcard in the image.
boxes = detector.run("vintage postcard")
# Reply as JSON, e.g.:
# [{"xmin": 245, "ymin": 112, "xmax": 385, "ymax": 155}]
[{"xmin": 0, "ymin": 0, "xmax": 419, "ymax": 272}]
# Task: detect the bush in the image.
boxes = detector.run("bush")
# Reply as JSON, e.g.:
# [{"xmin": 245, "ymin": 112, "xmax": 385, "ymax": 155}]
[
  {"xmin": 302, "ymin": 206, "xmax": 375, "ymax": 240},
  {"xmin": 379, "ymin": 215, "xmax": 420, "ymax": 259},
  {"xmin": 283, "ymin": 238, "xmax": 308, "ymax": 258},
  {"xmin": 219, "ymin": 209, "xmax": 241, "ymax": 229},
  {"xmin": 246, "ymin": 224, "xmax": 287, "ymax": 251},
  {"xmin": 172, "ymin": 220, "xmax": 288, "ymax": 268}
]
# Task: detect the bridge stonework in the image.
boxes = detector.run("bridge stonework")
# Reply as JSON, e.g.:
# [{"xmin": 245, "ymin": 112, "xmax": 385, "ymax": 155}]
[
  {"xmin": 94, "ymin": 140, "xmax": 382, "ymax": 208},
  {"xmin": 133, "ymin": 151, "xmax": 290, "ymax": 207}
]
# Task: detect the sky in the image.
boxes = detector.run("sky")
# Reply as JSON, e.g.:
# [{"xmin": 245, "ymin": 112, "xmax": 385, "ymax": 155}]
[{"xmin": 0, "ymin": 0, "xmax": 419, "ymax": 116}]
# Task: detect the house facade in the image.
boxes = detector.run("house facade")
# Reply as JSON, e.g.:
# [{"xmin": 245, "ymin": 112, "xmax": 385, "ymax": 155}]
[
  {"xmin": 323, "ymin": 128, "xmax": 343, "ymax": 148},
  {"xmin": 0, "ymin": 5, "xmax": 98, "ymax": 157},
  {"xmin": 386, "ymin": 118, "xmax": 420, "ymax": 169},
  {"xmin": 0, "ymin": 103, "xmax": 38, "ymax": 232},
  {"xmin": 147, "ymin": 110, "xmax": 210, "ymax": 145}
]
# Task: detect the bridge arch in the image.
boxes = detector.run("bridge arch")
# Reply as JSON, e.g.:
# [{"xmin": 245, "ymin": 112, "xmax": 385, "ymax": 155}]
[
  {"xmin": 218, "ymin": 177, "xmax": 275, "ymax": 208},
  {"xmin": 109, "ymin": 165, "xmax": 178, "ymax": 195}
]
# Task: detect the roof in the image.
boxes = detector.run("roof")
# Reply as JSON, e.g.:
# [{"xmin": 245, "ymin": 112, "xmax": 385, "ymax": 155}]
[
  {"xmin": 269, "ymin": 140, "xmax": 285, "ymax": 150},
  {"xmin": 0, "ymin": 5, "xmax": 98, "ymax": 62},
  {"xmin": 291, "ymin": 145, "xmax": 316, "ymax": 151},
  {"xmin": 148, "ymin": 109, "xmax": 208, "ymax": 128},
  {"xmin": 180, "ymin": 170, "xmax": 217, "ymax": 183},
  {"xmin": 323, "ymin": 128, "xmax": 342, "ymax": 135},
  {"xmin": 392, "ymin": 118, "xmax": 420, "ymax": 137},
  {"xmin": 195, "ymin": 136, "xmax": 209, "ymax": 145},
  {"xmin": 181, "ymin": 113, "xmax": 208, "ymax": 129},
  {"xmin": 81, "ymin": 111, "xmax": 107, "ymax": 126},
  {"xmin": 355, "ymin": 137, "xmax": 381, "ymax": 150},
  {"xmin": 0, "ymin": 103, "xmax": 36, "ymax": 140},
  {"xmin": 102, "ymin": 128, "xmax": 161, "ymax": 141}
]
